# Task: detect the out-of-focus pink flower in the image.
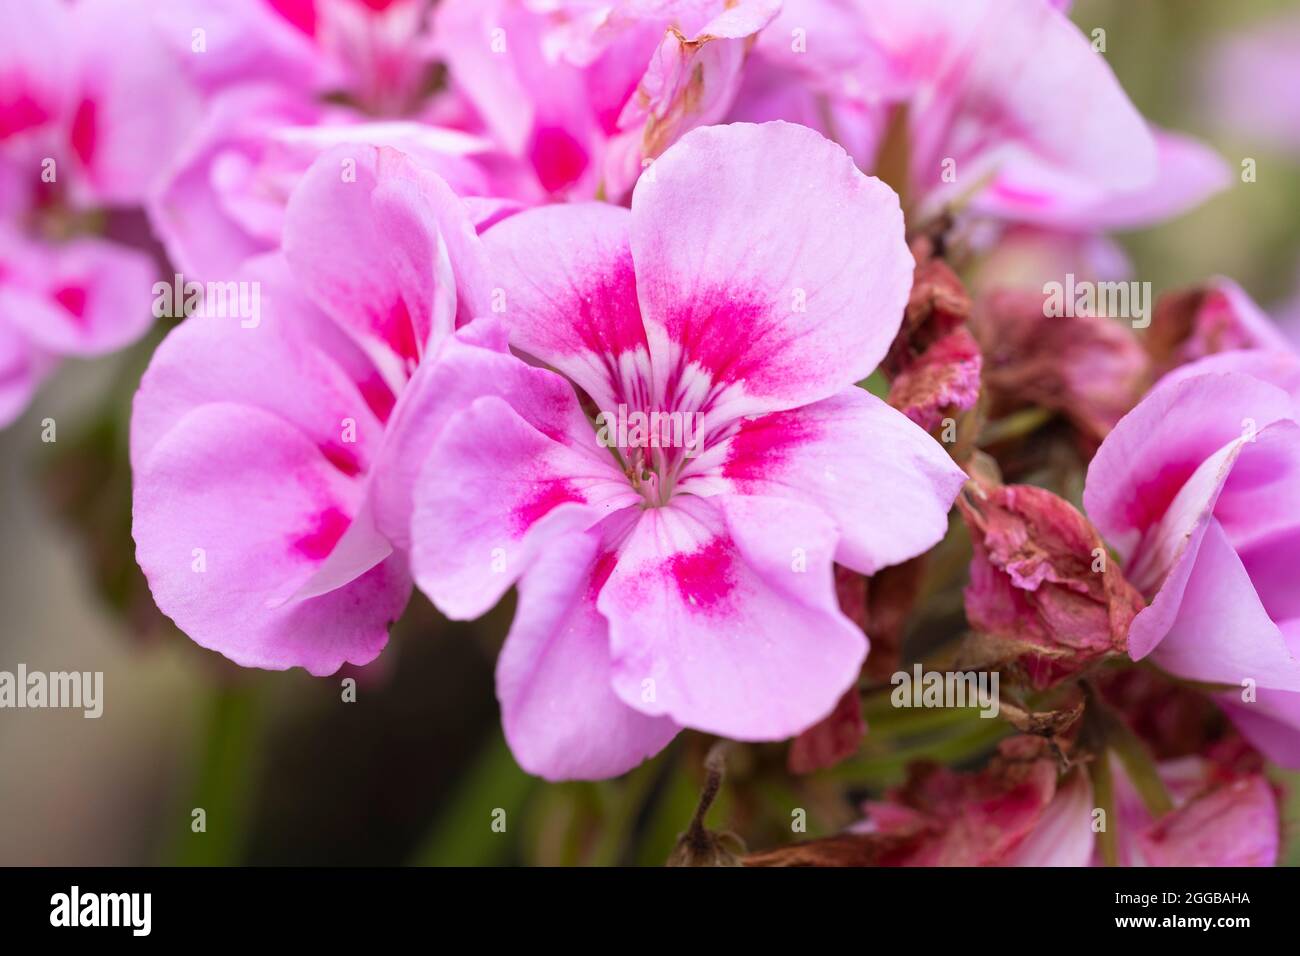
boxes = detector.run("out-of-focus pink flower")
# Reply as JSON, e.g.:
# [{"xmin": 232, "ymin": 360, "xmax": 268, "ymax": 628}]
[
  {"xmin": 132, "ymin": 145, "xmax": 494, "ymax": 676},
  {"xmin": 433, "ymin": 0, "xmax": 779, "ymax": 199},
  {"xmin": 160, "ymin": 0, "xmax": 438, "ymax": 116},
  {"xmin": 1084, "ymin": 348, "xmax": 1300, "ymax": 768},
  {"xmin": 731, "ymin": 0, "xmax": 1167, "ymax": 228},
  {"xmin": 409, "ymin": 122, "xmax": 965, "ymax": 780},
  {"xmin": 0, "ymin": 0, "xmax": 199, "ymax": 425},
  {"xmin": 147, "ymin": 85, "xmax": 500, "ymax": 279},
  {"xmin": 958, "ymin": 481, "xmax": 1143, "ymax": 689}
]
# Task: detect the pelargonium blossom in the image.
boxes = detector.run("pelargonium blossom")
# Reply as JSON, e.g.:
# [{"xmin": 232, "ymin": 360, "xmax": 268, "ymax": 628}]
[
  {"xmin": 409, "ymin": 121, "xmax": 966, "ymax": 780},
  {"xmin": 159, "ymin": 0, "xmax": 439, "ymax": 117},
  {"xmin": 434, "ymin": 0, "xmax": 780, "ymax": 199},
  {"xmin": 1084, "ymin": 342, "xmax": 1300, "ymax": 768},
  {"xmin": 730, "ymin": 0, "xmax": 1163, "ymax": 225},
  {"xmin": 132, "ymin": 144, "xmax": 495, "ymax": 674},
  {"xmin": 147, "ymin": 84, "xmax": 502, "ymax": 280},
  {"xmin": 0, "ymin": 0, "xmax": 197, "ymax": 425}
]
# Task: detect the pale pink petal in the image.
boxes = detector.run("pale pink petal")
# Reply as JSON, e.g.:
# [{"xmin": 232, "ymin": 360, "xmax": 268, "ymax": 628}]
[
  {"xmin": 0, "ymin": 0, "xmax": 71, "ymax": 144},
  {"xmin": 1134, "ymin": 776, "xmax": 1278, "ymax": 867},
  {"xmin": 497, "ymin": 528, "xmax": 680, "ymax": 781},
  {"xmin": 1084, "ymin": 371, "xmax": 1296, "ymax": 563},
  {"xmin": 133, "ymin": 403, "xmax": 410, "ymax": 675},
  {"xmin": 1218, "ymin": 685, "xmax": 1300, "ymax": 769},
  {"xmin": 410, "ymin": 394, "xmax": 636, "ymax": 620},
  {"xmin": 975, "ymin": 129, "xmax": 1230, "ymax": 232},
  {"xmin": 683, "ymin": 385, "xmax": 965, "ymax": 575},
  {"xmin": 860, "ymin": 0, "xmax": 1157, "ymax": 217},
  {"xmin": 130, "ymin": 258, "xmax": 385, "ymax": 479},
  {"xmin": 631, "ymin": 121, "xmax": 912, "ymax": 418},
  {"xmin": 1142, "ymin": 518, "xmax": 1300, "ymax": 693},
  {"xmin": 66, "ymin": 0, "xmax": 200, "ymax": 205},
  {"xmin": 598, "ymin": 494, "xmax": 867, "ymax": 739},
  {"xmin": 604, "ymin": 0, "xmax": 780, "ymax": 195},
  {"xmin": 480, "ymin": 202, "xmax": 646, "ymax": 413},
  {"xmin": 1004, "ymin": 771, "xmax": 1094, "ymax": 867},
  {"xmin": 0, "ymin": 318, "xmax": 53, "ymax": 427},
  {"xmin": 283, "ymin": 144, "xmax": 487, "ymax": 378}
]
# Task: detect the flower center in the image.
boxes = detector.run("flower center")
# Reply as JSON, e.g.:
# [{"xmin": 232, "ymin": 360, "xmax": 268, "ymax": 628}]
[{"xmin": 593, "ymin": 403, "xmax": 707, "ymax": 507}]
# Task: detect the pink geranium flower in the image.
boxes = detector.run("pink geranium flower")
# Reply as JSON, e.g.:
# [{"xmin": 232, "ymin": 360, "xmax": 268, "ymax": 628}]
[
  {"xmin": 132, "ymin": 145, "xmax": 495, "ymax": 674},
  {"xmin": 409, "ymin": 122, "xmax": 966, "ymax": 780},
  {"xmin": 147, "ymin": 84, "xmax": 500, "ymax": 280},
  {"xmin": 731, "ymin": 0, "xmax": 1198, "ymax": 229},
  {"xmin": 0, "ymin": 0, "xmax": 197, "ymax": 425},
  {"xmin": 1085, "ymin": 330, "xmax": 1300, "ymax": 767},
  {"xmin": 160, "ymin": 0, "xmax": 438, "ymax": 116},
  {"xmin": 434, "ymin": 0, "xmax": 779, "ymax": 199}
]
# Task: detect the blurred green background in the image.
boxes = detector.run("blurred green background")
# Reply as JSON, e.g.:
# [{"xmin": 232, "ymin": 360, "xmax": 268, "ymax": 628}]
[{"xmin": 1, "ymin": 0, "xmax": 1298, "ymax": 865}]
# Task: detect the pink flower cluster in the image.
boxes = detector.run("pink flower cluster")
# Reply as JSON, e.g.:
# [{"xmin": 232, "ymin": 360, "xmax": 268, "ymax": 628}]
[{"xmin": 6, "ymin": 0, "xmax": 1298, "ymax": 866}]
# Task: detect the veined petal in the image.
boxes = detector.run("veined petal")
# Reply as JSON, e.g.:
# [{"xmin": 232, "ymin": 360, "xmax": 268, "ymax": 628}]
[
  {"xmin": 133, "ymin": 403, "xmax": 410, "ymax": 675},
  {"xmin": 497, "ymin": 528, "xmax": 679, "ymax": 781},
  {"xmin": 683, "ymin": 385, "xmax": 965, "ymax": 575},
  {"xmin": 411, "ymin": 394, "xmax": 636, "ymax": 620},
  {"xmin": 630, "ymin": 121, "xmax": 912, "ymax": 420},
  {"xmin": 479, "ymin": 202, "xmax": 648, "ymax": 413},
  {"xmin": 599, "ymin": 494, "xmax": 866, "ymax": 740}
]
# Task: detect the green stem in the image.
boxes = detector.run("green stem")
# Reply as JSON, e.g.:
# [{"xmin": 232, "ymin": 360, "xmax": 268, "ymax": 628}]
[
  {"xmin": 1089, "ymin": 749, "xmax": 1119, "ymax": 867},
  {"xmin": 168, "ymin": 682, "xmax": 263, "ymax": 866},
  {"xmin": 408, "ymin": 730, "xmax": 535, "ymax": 866}
]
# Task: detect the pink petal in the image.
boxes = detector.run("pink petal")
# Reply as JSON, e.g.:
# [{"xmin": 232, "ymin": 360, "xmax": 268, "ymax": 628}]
[
  {"xmin": 497, "ymin": 528, "xmax": 679, "ymax": 781},
  {"xmin": 1141, "ymin": 518, "xmax": 1300, "ymax": 692},
  {"xmin": 0, "ymin": 235, "xmax": 155, "ymax": 358},
  {"xmin": 598, "ymin": 494, "xmax": 867, "ymax": 740},
  {"xmin": 686, "ymin": 385, "xmax": 965, "ymax": 575},
  {"xmin": 66, "ymin": 0, "xmax": 200, "ymax": 204},
  {"xmin": 975, "ymin": 128, "xmax": 1230, "ymax": 232},
  {"xmin": 410, "ymin": 394, "xmax": 635, "ymax": 620},
  {"xmin": 0, "ymin": 317, "xmax": 54, "ymax": 428},
  {"xmin": 130, "ymin": 257, "xmax": 386, "ymax": 480},
  {"xmin": 1004, "ymin": 771, "xmax": 1094, "ymax": 867},
  {"xmin": 1134, "ymin": 776, "xmax": 1278, "ymax": 867},
  {"xmin": 133, "ymin": 403, "xmax": 410, "ymax": 675},
  {"xmin": 480, "ymin": 202, "xmax": 647, "ymax": 413},
  {"xmin": 631, "ymin": 121, "xmax": 912, "ymax": 418},
  {"xmin": 1084, "ymin": 371, "xmax": 1296, "ymax": 563},
  {"xmin": 283, "ymin": 144, "xmax": 487, "ymax": 376},
  {"xmin": 0, "ymin": 0, "xmax": 70, "ymax": 143},
  {"xmin": 1218, "ymin": 684, "xmax": 1300, "ymax": 769}
]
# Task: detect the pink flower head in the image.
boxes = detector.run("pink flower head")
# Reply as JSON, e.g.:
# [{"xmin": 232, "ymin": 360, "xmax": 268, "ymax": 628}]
[
  {"xmin": 0, "ymin": 0, "xmax": 198, "ymax": 425},
  {"xmin": 433, "ymin": 0, "xmax": 779, "ymax": 199},
  {"xmin": 1084, "ymin": 336, "xmax": 1300, "ymax": 767},
  {"xmin": 160, "ymin": 0, "xmax": 438, "ymax": 116},
  {"xmin": 132, "ymin": 144, "xmax": 495, "ymax": 675},
  {"xmin": 148, "ymin": 84, "xmax": 498, "ymax": 279},
  {"xmin": 732, "ymin": 0, "xmax": 1167, "ymax": 228},
  {"xmin": 409, "ymin": 122, "xmax": 966, "ymax": 780}
]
